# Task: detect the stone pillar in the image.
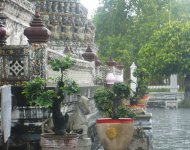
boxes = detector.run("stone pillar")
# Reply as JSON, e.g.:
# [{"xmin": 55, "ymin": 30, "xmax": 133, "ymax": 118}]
[
  {"xmin": 170, "ymin": 74, "xmax": 178, "ymax": 93},
  {"xmin": 0, "ymin": 85, "xmax": 12, "ymax": 144},
  {"xmin": 130, "ymin": 62, "xmax": 137, "ymax": 94},
  {"xmin": 94, "ymin": 56, "xmax": 102, "ymax": 84},
  {"xmin": 24, "ymin": 11, "xmax": 51, "ymax": 79}
]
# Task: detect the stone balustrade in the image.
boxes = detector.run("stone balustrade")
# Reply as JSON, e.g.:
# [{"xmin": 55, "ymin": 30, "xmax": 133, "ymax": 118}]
[
  {"xmin": 47, "ymin": 49, "xmax": 95, "ymax": 86},
  {"xmin": 0, "ymin": 0, "xmax": 35, "ymax": 23},
  {"xmin": 11, "ymin": 107, "xmax": 50, "ymax": 124},
  {"xmin": 10, "ymin": 0, "xmax": 35, "ymax": 13},
  {"xmin": 147, "ymin": 92, "xmax": 184, "ymax": 108},
  {"xmin": 149, "ymin": 92, "xmax": 184, "ymax": 101},
  {"xmin": 0, "ymin": 0, "xmax": 35, "ymax": 13},
  {"xmin": 148, "ymin": 85, "xmax": 179, "ymax": 90},
  {"xmin": 115, "ymin": 67, "xmax": 123, "ymax": 75}
]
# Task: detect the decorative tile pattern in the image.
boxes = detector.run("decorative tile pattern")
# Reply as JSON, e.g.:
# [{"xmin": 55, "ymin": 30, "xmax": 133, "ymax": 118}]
[
  {"xmin": 9, "ymin": 60, "xmax": 24, "ymax": 76},
  {"xmin": 30, "ymin": 44, "xmax": 47, "ymax": 79},
  {"xmin": 0, "ymin": 46, "xmax": 30, "ymax": 86}
]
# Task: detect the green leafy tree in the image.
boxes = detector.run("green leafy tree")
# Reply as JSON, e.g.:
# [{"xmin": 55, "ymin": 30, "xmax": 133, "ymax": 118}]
[
  {"xmin": 93, "ymin": 0, "xmax": 169, "ymax": 79},
  {"xmin": 170, "ymin": 0, "xmax": 190, "ymax": 21},
  {"xmin": 93, "ymin": 0, "xmax": 133, "ymax": 63},
  {"xmin": 138, "ymin": 21, "xmax": 190, "ymax": 101},
  {"xmin": 94, "ymin": 0, "xmax": 190, "ymax": 96}
]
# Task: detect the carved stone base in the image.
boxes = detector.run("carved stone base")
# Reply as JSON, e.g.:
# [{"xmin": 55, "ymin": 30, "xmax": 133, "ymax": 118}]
[
  {"xmin": 40, "ymin": 133, "xmax": 79, "ymax": 150},
  {"xmin": 78, "ymin": 138, "xmax": 92, "ymax": 150}
]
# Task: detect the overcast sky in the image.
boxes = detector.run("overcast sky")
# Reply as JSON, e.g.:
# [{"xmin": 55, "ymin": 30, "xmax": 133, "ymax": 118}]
[{"xmin": 80, "ymin": 0, "xmax": 100, "ymax": 18}]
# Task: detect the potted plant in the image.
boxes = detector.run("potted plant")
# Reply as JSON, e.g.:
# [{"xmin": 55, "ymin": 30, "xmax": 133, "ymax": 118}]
[
  {"xmin": 128, "ymin": 67, "xmax": 150, "ymax": 113},
  {"xmin": 22, "ymin": 56, "xmax": 80, "ymax": 149},
  {"xmin": 94, "ymin": 82, "xmax": 136, "ymax": 150}
]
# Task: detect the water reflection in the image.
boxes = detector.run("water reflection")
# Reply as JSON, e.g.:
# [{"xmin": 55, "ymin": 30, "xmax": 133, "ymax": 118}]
[{"xmin": 147, "ymin": 108, "xmax": 190, "ymax": 150}]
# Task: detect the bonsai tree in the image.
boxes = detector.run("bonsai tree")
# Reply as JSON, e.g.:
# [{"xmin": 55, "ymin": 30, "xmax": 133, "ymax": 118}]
[
  {"xmin": 22, "ymin": 56, "xmax": 79, "ymax": 135},
  {"xmin": 94, "ymin": 82, "xmax": 136, "ymax": 119},
  {"xmin": 130, "ymin": 67, "xmax": 150, "ymax": 105}
]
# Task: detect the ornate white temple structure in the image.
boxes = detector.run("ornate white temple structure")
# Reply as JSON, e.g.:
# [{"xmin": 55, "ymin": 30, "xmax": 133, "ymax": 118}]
[
  {"xmin": 0, "ymin": 0, "xmax": 125, "ymax": 149},
  {"xmin": 0, "ymin": 0, "xmax": 153, "ymax": 149}
]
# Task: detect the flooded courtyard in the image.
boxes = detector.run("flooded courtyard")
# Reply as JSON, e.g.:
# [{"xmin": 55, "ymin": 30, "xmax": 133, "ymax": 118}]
[{"xmin": 148, "ymin": 108, "xmax": 190, "ymax": 150}]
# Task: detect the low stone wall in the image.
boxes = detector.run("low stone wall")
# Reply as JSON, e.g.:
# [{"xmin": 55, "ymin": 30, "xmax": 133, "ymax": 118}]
[
  {"xmin": 147, "ymin": 92, "xmax": 184, "ymax": 108},
  {"xmin": 127, "ymin": 113, "xmax": 153, "ymax": 150}
]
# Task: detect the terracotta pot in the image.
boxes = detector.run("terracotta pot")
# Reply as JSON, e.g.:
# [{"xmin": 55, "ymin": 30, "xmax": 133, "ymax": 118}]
[
  {"xmin": 96, "ymin": 118, "xmax": 134, "ymax": 150},
  {"xmin": 127, "ymin": 104, "xmax": 146, "ymax": 114},
  {"xmin": 138, "ymin": 95, "xmax": 150, "ymax": 107},
  {"xmin": 40, "ymin": 133, "xmax": 79, "ymax": 150}
]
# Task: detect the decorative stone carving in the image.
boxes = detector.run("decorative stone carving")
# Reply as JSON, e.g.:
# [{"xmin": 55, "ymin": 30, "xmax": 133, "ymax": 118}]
[
  {"xmin": 65, "ymin": 2, "xmax": 70, "ymax": 13},
  {"xmin": 47, "ymin": 1, "xmax": 52, "ymax": 13},
  {"xmin": 36, "ymin": 0, "xmax": 95, "ymax": 46},
  {"xmin": 40, "ymin": 1, "xmax": 46, "ymax": 12},
  {"xmin": 8, "ymin": 0, "xmax": 35, "ymax": 14},
  {"xmin": 58, "ymin": 2, "xmax": 64, "ymax": 12},
  {"xmin": 0, "ymin": 20, "xmax": 8, "ymax": 46},
  {"xmin": 63, "ymin": 44, "xmax": 74, "ymax": 54},
  {"xmin": 76, "ymin": 3, "xmax": 80, "ymax": 14},
  {"xmin": 0, "ymin": 0, "xmax": 35, "ymax": 45},
  {"xmin": 71, "ymin": 2, "xmax": 76, "ymax": 13},
  {"xmin": 29, "ymin": 44, "xmax": 47, "ymax": 79},
  {"xmin": 0, "ymin": 46, "xmax": 30, "ymax": 86},
  {"xmin": 68, "ymin": 96, "xmax": 90, "ymax": 138},
  {"xmin": 73, "ymin": 17, "xmax": 84, "ymax": 42},
  {"xmin": 52, "ymin": 1, "xmax": 58, "ymax": 12},
  {"xmin": 0, "ymin": 1, "xmax": 125, "ymax": 150}
]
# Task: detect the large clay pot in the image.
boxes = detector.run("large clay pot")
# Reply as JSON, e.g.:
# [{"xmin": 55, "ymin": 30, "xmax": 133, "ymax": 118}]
[
  {"xmin": 96, "ymin": 118, "xmax": 134, "ymax": 150},
  {"xmin": 40, "ymin": 133, "xmax": 79, "ymax": 150}
]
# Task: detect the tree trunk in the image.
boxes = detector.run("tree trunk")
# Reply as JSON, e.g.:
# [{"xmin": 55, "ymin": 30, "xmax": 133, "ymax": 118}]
[
  {"xmin": 52, "ymin": 98, "xmax": 69, "ymax": 135},
  {"xmin": 52, "ymin": 81, "xmax": 69, "ymax": 135},
  {"xmin": 184, "ymin": 75, "xmax": 190, "ymax": 101}
]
